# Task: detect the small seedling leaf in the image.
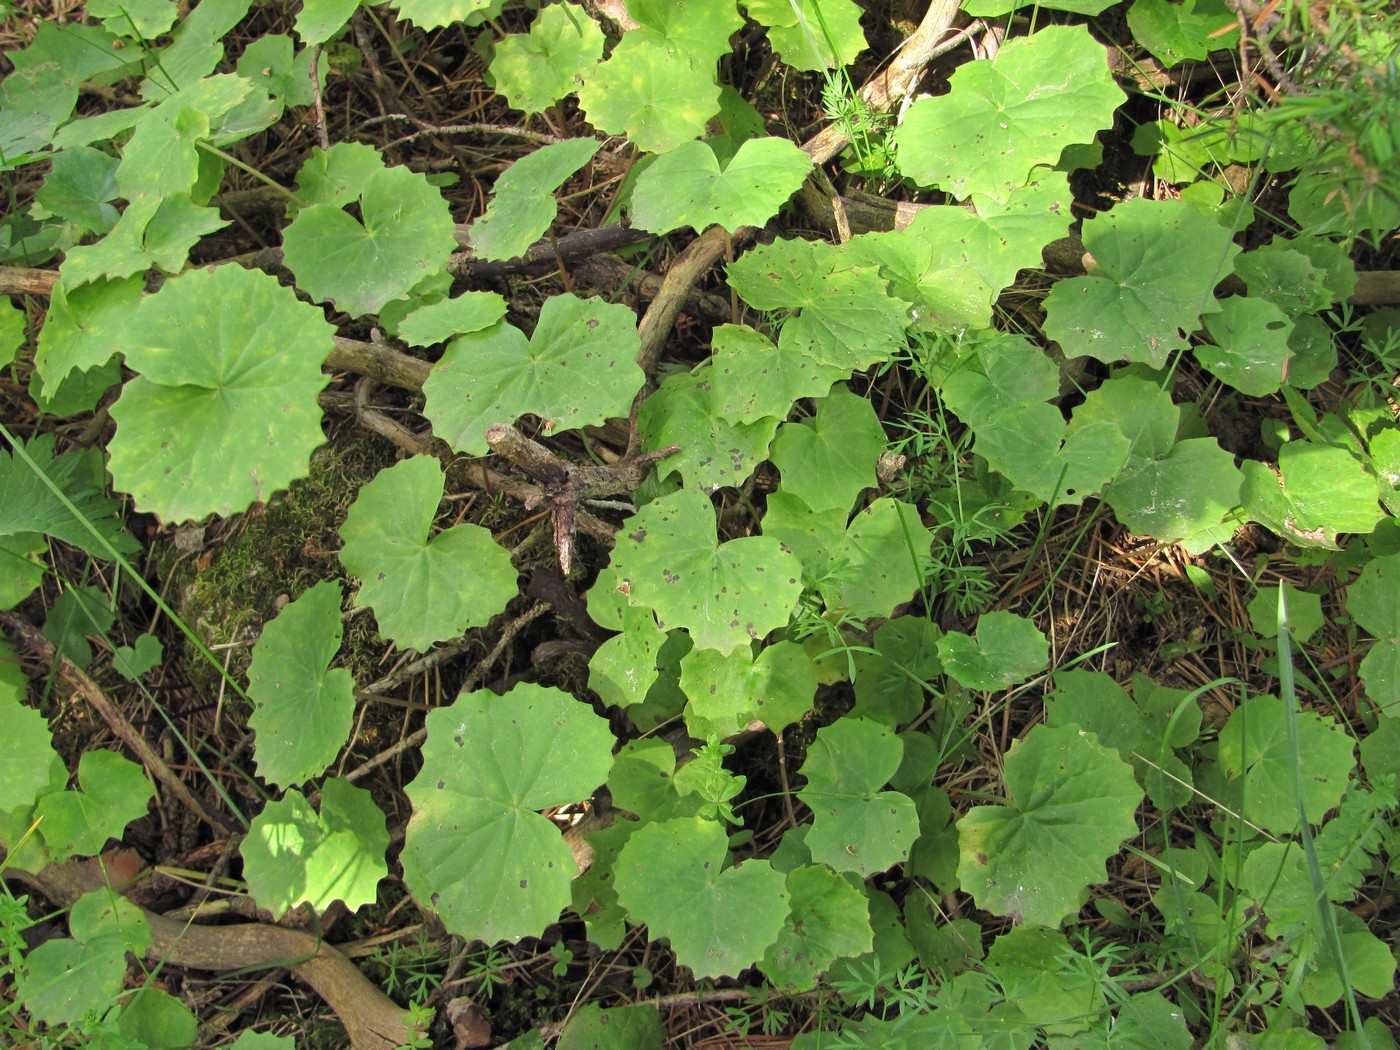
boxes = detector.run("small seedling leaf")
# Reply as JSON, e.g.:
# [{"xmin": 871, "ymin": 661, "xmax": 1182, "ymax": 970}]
[{"xmin": 248, "ymin": 581, "xmax": 355, "ymax": 789}]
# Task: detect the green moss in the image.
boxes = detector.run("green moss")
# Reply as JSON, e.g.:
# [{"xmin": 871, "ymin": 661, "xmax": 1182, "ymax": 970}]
[{"xmin": 161, "ymin": 423, "xmax": 398, "ymax": 698}]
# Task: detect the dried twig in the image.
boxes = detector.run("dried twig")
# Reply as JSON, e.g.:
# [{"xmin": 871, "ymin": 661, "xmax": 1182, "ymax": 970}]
[{"xmin": 485, "ymin": 423, "xmax": 678, "ymax": 575}]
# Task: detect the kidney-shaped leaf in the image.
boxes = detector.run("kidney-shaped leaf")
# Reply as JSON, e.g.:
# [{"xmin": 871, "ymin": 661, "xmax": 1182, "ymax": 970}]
[
  {"xmin": 1216, "ymin": 694, "xmax": 1355, "ymax": 834},
  {"xmin": 34, "ymin": 749, "xmax": 153, "ymax": 860},
  {"xmin": 937, "ymin": 611, "xmax": 1048, "ymax": 692},
  {"xmin": 763, "ymin": 864, "xmax": 873, "ymax": 991},
  {"xmin": 1044, "ymin": 197, "xmax": 1240, "ymax": 368},
  {"xmin": 241, "ymin": 778, "xmax": 388, "ymax": 917},
  {"xmin": 247, "ymin": 581, "xmax": 354, "ymax": 789},
  {"xmin": 107, "ymin": 265, "xmax": 334, "ymax": 522},
  {"xmin": 957, "ymin": 723, "xmax": 1142, "ymax": 926},
  {"xmin": 893, "ymin": 26, "xmax": 1123, "ymax": 201},
  {"xmin": 798, "ymin": 717, "xmax": 919, "ymax": 878},
  {"xmin": 338, "ymin": 456, "xmax": 518, "ymax": 651},
  {"xmin": 608, "ymin": 488, "xmax": 804, "ymax": 654},
  {"xmin": 614, "ymin": 816, "xmax": 789, "ymax": 978},
  {"xmin": 424, "ymin": 292, "xmax": 644, "ymax": 456},
  {"xmin": 630, "ymin": 137, "xmax": 812, "ymax": 235},
  {"xmin": 490, "ymin": 2, "xmax": 605, "ymax": 116},
  {"xmin": 401, "ymin": 684, "xmax": 615, "ymax": 943},
  {"xmin": 1347, "ymin": 553, "xmax": 1400, "ymax": 718},
  {"xmin": 282, "ymin": 159, "xmax": 457, "ymax": 317}
]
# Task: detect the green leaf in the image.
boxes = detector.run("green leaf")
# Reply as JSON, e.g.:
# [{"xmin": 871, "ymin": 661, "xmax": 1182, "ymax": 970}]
[
  {"xmin": 0, "ymin": 661, "xmax": 58, "ymax": 813},
  {"xmin": 557, "ymin": 1003, "xmax": 665, "ymax": 1050},
  {"xmin": 0, "ymin": 432, "xmax": 136, "ymax": 558},
  {"xmin": 282, "ymin": 158, "xmax": 457, "ymax": 317},
  {"xmin": 394, "ymin": 291, "xmax": 509, "ymax": 347},
  {"xmin": 338, "ymin": 455, "xmax": 517, "ymax": 651},
  {"xmin": 631, "ymin": 137, "xmax": 811, "ymax": 235},
  {"xmin": 1241, "ymin": 440, "xmax": 1383, "ymax": 548},
  {"xmin": 578, "ymin": 36, "xmax": 720, "ymax": 154},
  {"xmin": 608, "ymin": 488, "xmax": 804, "ymax": 654},
  {"xmin": 763, "ymin": 864, "xmax": 873, "ymax": 991},
  {"xmin": 33, "ymin": 145, "xmax": 120, "ymax": 237},
  {"xmin": 636, "ymin": 365, "xmax": 779, "ymax": 491},
  {"xmin": 390, "ymin": 0, "xmax": 503, "ymax": 30},
  {"xmin": 241, "ymin": 778, "xmax": 387, "ymax": 917},
  {"xmin": 1069, "ymin": 377, "xmax": 1243, "ymax": 549},
  {"xmin": 19, "ymin": 890, "xmax": 150, "ymax": 1028},
  {"xmin": 107, "ymin": 265, "xmax": 335, "ymax": 522},
  {"xmin": 138, "ymin": 0, "xmax": 255, "ymax": 101},
  {"xmin": 490, "ymin": 2, "xmax": 605, "ymax": 115},
  {"xmin": 747, "ymin": 0, "xmax": 868, "ymax": 71},
  {"xmin": 112, "ymin": 633, "xmax": 164, "ymax": 681},
  {"xmin": 1046, "ymin": 670, "xmax": 1200, "ymax": 810},
  {"xmin": 292, "ymin": 142, "xmax": 384, "ymax": 211},
  {"xmin": 798, "ymin": 717, "xmax": 919, "ymax": 877},
  {"xmin": 1234, "ymin": 237, "xmax": 1357, "ymax": 318},
  {"xmin": 816, "ymin": 498, "xmax": 934, "ymax": 621},
  {"xmin": 116, "ymin": 986, "xmax": 199, "ymax": 1050},
  {"xmin": 852, "ymin": 616, "xmax": 942, "ymax": 726},
  {"xmin": 468, "ymin": 138, "xmax": 601, "ymax": 262},
  {"xmin": 34, "ymin": 749, "xmax": 154, "ymax": 860},
  {"xmin": 937, "ymin": 611, "xmax": 1047, "ymax": 692},
  {"xmin": 296, "ymin": 0, "xmax": 362, "ymax": 46},
  {"xmin": 849, "ymin": 176, "xmax": 1073, "ymax": 331},
  {"xmin": 0, "ymin": 22, "xmax": 133, "ymax": 129},
  {"xmin": 727, "ymin": 238, "xmax": 911, "ymax": 374},
  {"xmin": 119, "ymin": 75, "xmax": 258, "ymax": 197},
  {"xmin": 1044, "ymin": 197, "xmax": 1241, "ymax": 368},
  {"xmin": 247, "ymin": 581, "xmax": 354, "ymax": 789},
  {"xmin": 770, "ymin": 385, "xmax": 885, "ymax": 513},
  {"xmin": 237, "ymin": 34, "xmax": 323, "ymax": 109},
  {"xmin": 628, "ymin": 0, "xmax": 746, "ymax": 65},
  {"xmin": 941, "ymin": 334, "xmax": 1129, "ymax": 505},
  {"xmin": 34, "ymin": 275, "xmax": 144, "ymax": 397},
  {"xmin": 614, "ymin": 816, "xmax": 789, "ymax": 977},
  {"xmin": 0, "ymin": 299, "xmax": 23, "ymax": 369},
  {"xmin": 956, "ymin": 723, "xmax": 1142, "ymax": 926},
  {"xmin": 1105, "ymin": 437, "xmax": 1243, "ymax": 549},
  {"xmin": 43, "ymin": 584, "xmax": 115, "ymax": 671},
  {"xmin": 893, "ymin": 26, "xmax": 1123, "ymax": 201},
  {"xmin": 963, "ymin": 0, "xmax": 1117, "ymax": 12},
  {"xmin": 61, "ymin": 193, "xmax": 230, "ymax": 285},
  {"xmin": 423, "ymin": 292, "xmax": 644, "ymax": 456},
  {"xmin": 709, "ymin": 323, "xmax": 846, "ymax": 424},
  {"xmin": 1247, "ymin": 582, "xmax": 1325, "ymax": 643},
  {"xmin": 1348, "ymin": 553, "xmax": 1400, "ymax": 717},
  {"xmin": 401, "ymin": 684, "xmax": 615, "ymax": 942},
  {"xmin": 1301, "ymin": 926, "xmax": 1397, "ymax": 1006},
  {"xmin": 1216, "ymin": 694, "xmax": 1356, "ymax": 834},
  {"xmin": 1197, "ymin": 296, "xmax": 1294, "ymax": 396},
  {"xmin": 679, "ymin": 639, "xmax": 816, "ymax": 737},
  {"xmin": 1127, "ymin": 0, "xmax": 1239, "ymax": 67}
]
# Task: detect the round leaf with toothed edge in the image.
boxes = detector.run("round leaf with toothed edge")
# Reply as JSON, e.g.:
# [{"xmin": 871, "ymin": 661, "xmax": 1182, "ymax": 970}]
[
  {"xmin": 401, "ymin": 684, "xmax": 615, "ymax": 943},
  {"xmin": 798, "ymin": 717, "xmax": 919, "ymax": 878},
  {"xmin": 240, "ymin": 779, "xmax": 388, "ymax": 917},
  {"xmin": 107, "ymin": 265, "xmax": 334, "ymax": 522},
  {"xmin": 614, "ymin": 816, "xmax": 790, "ymax": 978},
  {"xmin": 281, "ymin": 161, "xmax": 457, "ymax": 318},
  {"xmin": 956, "ymin": 723, "xmax": 1142, "ymax": 927}
]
